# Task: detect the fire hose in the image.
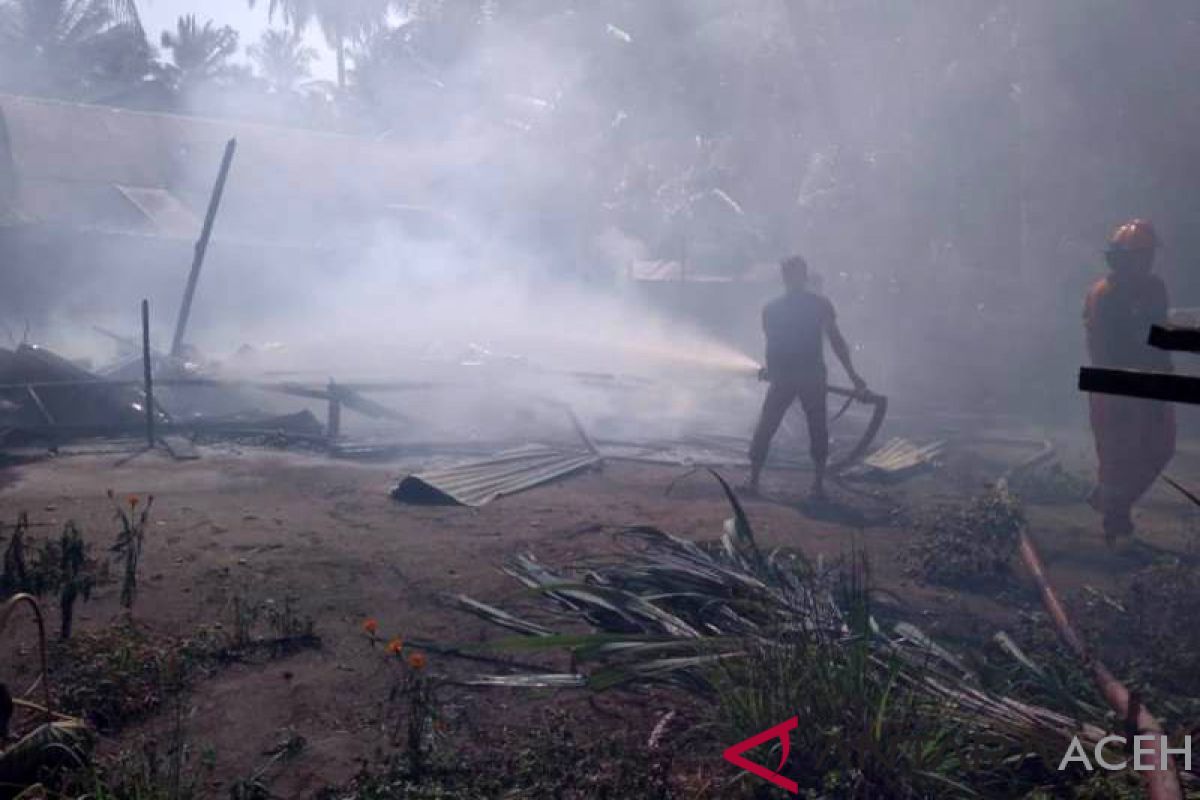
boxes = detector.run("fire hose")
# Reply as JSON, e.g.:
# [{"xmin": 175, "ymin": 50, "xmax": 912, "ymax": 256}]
[
  {"xmin": 826, "ymin": 384, "xmax": 889, "ymax": 470},
  {"xmin": 756, "ymin": 368, "xmax": 889, "ymax": 471}
]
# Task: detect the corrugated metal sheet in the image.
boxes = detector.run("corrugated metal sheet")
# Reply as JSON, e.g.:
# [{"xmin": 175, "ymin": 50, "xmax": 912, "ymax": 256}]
[
  {"xmin": 391, "ymin": 444, "xmax": 600, "ymax": 507},
  {"xmin": 0, "ymin": 93, "xmax": 467, "ymax": 243},
  {"xmin": 116, "ymin": 185, "xmax": 201, "ymax": 238}
]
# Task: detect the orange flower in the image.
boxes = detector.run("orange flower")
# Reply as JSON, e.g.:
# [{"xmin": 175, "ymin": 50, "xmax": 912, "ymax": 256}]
[
  {"xmin": 386, "ymin": 637, "xmax": 404, "ymax": 656},
  {"xmin": 407, "ymin": 651, "xmax": 427, "ymax": 671},
  {"xmin": 362, "ymin": 618, "xmax": 378, "ymax": 636}
]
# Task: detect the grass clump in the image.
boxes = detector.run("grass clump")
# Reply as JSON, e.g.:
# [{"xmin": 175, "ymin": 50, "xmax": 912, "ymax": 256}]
[
  {"xmin": 224, "ymin": 592, "xmax": 319, "ymax": 660},
  {"xmin": 52, "ymin": 591, "xmax": 318, "ymax": 731},
  {"xmin": 713, "ymin": 574, "xmax": 1017, "ymax": 799},
  {"xmin": 51, "ymin": 621, "xmax": 221, "ymax": 731}
]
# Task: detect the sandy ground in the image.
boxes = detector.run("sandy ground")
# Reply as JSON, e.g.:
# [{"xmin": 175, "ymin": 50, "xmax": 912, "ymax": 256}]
[{"xmin": 0, "ymin": 431, "xmax": 1198, "ymax": 797}]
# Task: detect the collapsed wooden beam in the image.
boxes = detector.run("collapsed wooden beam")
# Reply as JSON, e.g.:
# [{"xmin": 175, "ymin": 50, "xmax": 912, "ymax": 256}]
[{"xmin": 171, "ymin": 138, "xmax": 237, "ymax": 358}]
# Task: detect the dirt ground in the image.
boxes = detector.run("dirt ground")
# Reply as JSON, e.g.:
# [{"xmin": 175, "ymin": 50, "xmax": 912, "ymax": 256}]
[{"xmin": 1, "ymin": 429, "xmax": 1199, "ymax": 797}]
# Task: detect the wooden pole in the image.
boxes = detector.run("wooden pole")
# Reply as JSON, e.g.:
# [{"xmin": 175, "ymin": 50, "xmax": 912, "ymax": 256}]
[
  {"xmin": 171, "ymin": 138, "xmax": 238, "ymax": 358},
  {"xmin": 142, "ymin": 299, "xmax": 155, "ymax": 449},
  {"xmin": 326, "ymin": 380, "xmax": 342, "ymax": 440}
]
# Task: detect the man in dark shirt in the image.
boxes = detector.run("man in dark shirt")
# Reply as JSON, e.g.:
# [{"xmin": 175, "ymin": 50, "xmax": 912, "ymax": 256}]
[{"xmin": 747, "ymin": 255, "xmax": 867, "ymax": 499}]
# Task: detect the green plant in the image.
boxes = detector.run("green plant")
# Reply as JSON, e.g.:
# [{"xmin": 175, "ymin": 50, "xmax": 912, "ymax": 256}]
[
  {"xmin": 713, "ymin": 588, "xmax": 1021, "ymax": 798},
  {"xmin": 58, "ymin": 521, "xmax": 96, "ymax": 640},
  {"xmin": 70, "ymin": 721, "xmax": 214, "ymax": 800},
  {"xmin": 224, "ymin": 591, "xmax": 319, "ymax": 660},
  {"xmin": 264, "ymin": 595, "xmax": 315, "ymax": 643},
  {"xmin": 397, "ymin": 651, "xmax": 435, "ymax": 778},
  {"xmin": 2, "ymin": 513, "xmax": 32, "ymax": 596},
  {"xmin": 363, "ymin": 622, "xmax": 438, "ymax": 778},
  {"xmin": 230, "ymin": 592, "xmax": 262, "ymax": 650},
  {"xmin": 228, "ymin": 728, "xmax": 306, "ymax": 800},
  {"xmin": 445, "ymin": 473, "xmax": 1128, "ymax": 797},
  {"xmin": 1, "ymin": 515, "xmax": 100, "ymax": 640},
  {"xmin": 108, "ymin": 491, "xmax": 153, "ymax": 611}
]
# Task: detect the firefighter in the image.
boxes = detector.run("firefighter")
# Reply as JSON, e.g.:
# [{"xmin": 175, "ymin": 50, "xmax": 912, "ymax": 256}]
[
  {"xmin": 1084, "ymin": 218, "xmax": 1175, "ymax": 545},
  {"xmin": 746, "ymin": 255, "xmax": 867, "ymax": 499}
]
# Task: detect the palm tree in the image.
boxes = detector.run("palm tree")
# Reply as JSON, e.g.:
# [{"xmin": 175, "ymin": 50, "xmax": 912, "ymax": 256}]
[
  {"xmin": 247, "ymin": 0, "xmax": 393, "ymax": 89},
  {"xmin": 348, "ymin": 1, "xmax": 492, "ymax": 110},
  {"xmin": 95, "ymin": 0, "xmax": 139, "ymax": 29},
  {"xmin": 159, "ymin": 14, "xmax": 240, "ymax": 93},
  {"xmin": 0, "ymin": 0, "xmax": 153, "ymax": 100},
  {"xmin": 249, "ymin": 28, "xmax": 317, "ymax": 93}
]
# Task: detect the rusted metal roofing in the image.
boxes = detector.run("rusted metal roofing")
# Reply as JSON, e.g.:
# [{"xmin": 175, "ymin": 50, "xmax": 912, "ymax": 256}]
[{"xmin": 391, "ymin": 444, "xmax": 601, "ymax": 507}]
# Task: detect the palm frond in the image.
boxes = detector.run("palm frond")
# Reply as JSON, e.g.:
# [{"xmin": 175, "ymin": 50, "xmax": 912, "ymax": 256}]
[
  {"xmin": 448, "ymin": 472, "xmax": 1125, "ymax": 766},
  {"xmin": 96, "ymin": 0, "xmax": 140, "ymax": 29}
]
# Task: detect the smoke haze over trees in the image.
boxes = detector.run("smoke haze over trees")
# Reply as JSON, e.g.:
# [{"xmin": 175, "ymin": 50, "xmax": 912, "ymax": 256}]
[{"xmin": 1, "ymin": 0, "xmax": 1198, "ymax": 416}]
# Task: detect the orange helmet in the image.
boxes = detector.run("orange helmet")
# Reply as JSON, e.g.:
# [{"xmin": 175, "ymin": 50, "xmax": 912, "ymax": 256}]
[{"xmin": 1107, "ymin": 218, "xmax": 1159, "ymax": 252}]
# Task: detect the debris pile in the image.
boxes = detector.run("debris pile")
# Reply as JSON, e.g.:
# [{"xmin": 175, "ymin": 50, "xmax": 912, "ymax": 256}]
[
  {"xmin": 1079, "ymin": 560, "xmax": 1200, "ymax": 696},
  {"xmin": 0, "ymin": 344, "xmax": 153, "ymax": 434},
  {"xmin": 907, "ymin": 484, "xmax": 1025, "ymax": 586}
]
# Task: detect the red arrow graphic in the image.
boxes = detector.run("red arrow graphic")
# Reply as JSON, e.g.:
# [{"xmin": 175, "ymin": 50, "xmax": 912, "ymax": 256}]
[{"xmin": 722, "ymin": 716, "xmax": 799, "ymax": 794}]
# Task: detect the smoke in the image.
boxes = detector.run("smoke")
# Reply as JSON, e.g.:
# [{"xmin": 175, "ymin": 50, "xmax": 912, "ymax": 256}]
[
  {"xmin": 6, "ymin": 0, "xmax": 1200, "ymax": 440},
  {"xmin": 147, "ymin": 5, "xmax": 767, "ymax": 441}
]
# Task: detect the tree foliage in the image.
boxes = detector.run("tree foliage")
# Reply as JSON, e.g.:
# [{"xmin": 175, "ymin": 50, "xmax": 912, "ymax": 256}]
[
  {"xmin": 248, "ymin": 0, "xmax": 395, "ymax": 87},
  {"xmin": 0, "ymin": 0, "xmax": 153, "ymax": 101},
  {"xmin": 159, "ymin": 14, "xmax": 241, "ymax": 94},
  {"xmin": 249, "ymin": 28, "xmax": 318, "ymax": 93},
  {"xmin": 2, "ymin": 0, "xmax": 1199, "ymax": 411}
]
